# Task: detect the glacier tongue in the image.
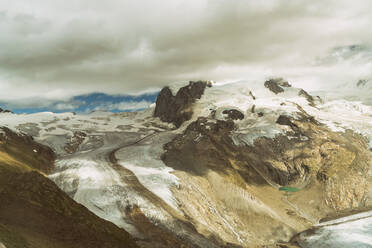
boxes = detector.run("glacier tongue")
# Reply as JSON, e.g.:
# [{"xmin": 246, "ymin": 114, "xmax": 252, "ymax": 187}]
[
  {"xmin": 0, "ymin": 109, "xmax": 180, "ymax": 237},
  {"xmin": 296, "ymin": 211, "xmax": 372, "ymax": 248}
]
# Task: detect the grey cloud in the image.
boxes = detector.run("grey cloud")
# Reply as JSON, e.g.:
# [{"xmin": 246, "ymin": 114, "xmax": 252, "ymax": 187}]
[{"xmin": 0, "ymin": 0, "xmax": 372, "ymax": 104}]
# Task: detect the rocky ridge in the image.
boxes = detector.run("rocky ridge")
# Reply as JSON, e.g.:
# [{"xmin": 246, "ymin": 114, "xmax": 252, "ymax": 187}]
[
  {"xmin": 1, "ymin": 78, "xmax": 372, "ymax": 247},
  {"xmin": 154, "ymin": 80, "xmax": 212, "ymax": 127},
  {"xmin": 158, "ymin": 79, "xmax": 372, "ymax": 246},
  {"xmin": 0, "ymin": 128, "xmax": 138, "ymax": 248}
]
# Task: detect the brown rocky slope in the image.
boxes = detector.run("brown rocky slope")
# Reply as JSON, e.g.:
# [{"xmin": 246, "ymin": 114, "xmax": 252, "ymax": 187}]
[
  {"xmin": 0, "ymin": 127, "xmax": 138, "ymax": 248},
  {"xmin": 157, "ymin": 82, "xmax": 372, "ymax": 247}
]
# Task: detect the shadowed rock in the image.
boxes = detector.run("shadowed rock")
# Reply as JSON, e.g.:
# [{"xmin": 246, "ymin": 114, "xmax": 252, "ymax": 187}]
[
  {"xmin": 276, "ymin": 115, "xmax": 299, "ymax": 130},
  {"xmin": 222, "ymin": 109, "xmax": 244, "ymax": 120},
  {"xmin": 0, "ymin": 108, "xmax": 12, "ymax": 114},
  {"xmin": 154, "ymin": 81, "xmax": 211, "ymax": 127},
  {"xmin": 264, "ymin": 79, "xmax": 285, "ymax": 94},
  {"xmin": 357, "ymin": 79, "xmax": 369, "ymax": 87},
  {"xmin": 298, "ymin": 89, "xmax": 316, "ymax": 107}
]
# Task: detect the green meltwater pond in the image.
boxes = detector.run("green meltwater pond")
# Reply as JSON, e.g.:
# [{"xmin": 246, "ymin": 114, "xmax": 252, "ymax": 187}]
[{"xmin": 279, "ymin": 186, "xmax": 300, "ymax": 193}]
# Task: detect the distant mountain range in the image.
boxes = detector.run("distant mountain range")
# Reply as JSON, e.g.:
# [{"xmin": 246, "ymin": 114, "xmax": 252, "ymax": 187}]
[{"xmin": 0, "ymin": 92, "xmax": 159, "ymax": 114}]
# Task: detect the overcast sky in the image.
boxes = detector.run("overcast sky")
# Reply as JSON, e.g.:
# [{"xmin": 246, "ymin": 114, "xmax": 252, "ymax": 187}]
[{"xmin": 1, "ymin": 0, "xmax": 372, "ymax": 107}]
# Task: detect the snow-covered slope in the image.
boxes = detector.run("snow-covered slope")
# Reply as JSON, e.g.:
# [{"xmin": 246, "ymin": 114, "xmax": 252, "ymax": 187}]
[
  {"xmin": 185, "ymin": 79, "xmax": 372, "ymax": 148},
  {"xmin": 295, "ymin": 211, "xmax": 372, "ymax": 248},
  {"xmin": 0, "ymin": 109, "xmax": 180, "ymax": 233},
  {"xmin": 1, "ymin": 78, "xmax": 372, "ymax": 247}
]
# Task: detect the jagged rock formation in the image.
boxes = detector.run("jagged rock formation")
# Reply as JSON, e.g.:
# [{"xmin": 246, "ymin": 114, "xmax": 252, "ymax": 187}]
[
  {"xmin": 357, "ymin": 79, "xmax": 369, "ymax": 87},
  {"xmin": 0, "ymin": 108, "xmax": 12, "ymax": 114},
  {"xmin": 264, "ymin": 78, "xmax": 291, "ymax": 94},
  {"xmin": 154, "ymin": 81, "xmax": 211, "ymax": 127},
  {"xmin": 298, "ymin": 89, "xmax": 316, "ymax": 107},
  {"xmin": 222, "ymin": 109, "xmax": 244, "ymax": 121}
]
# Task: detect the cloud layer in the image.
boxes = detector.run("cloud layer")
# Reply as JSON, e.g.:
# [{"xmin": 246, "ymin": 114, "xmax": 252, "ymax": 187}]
[
  {"xmin": 1, "ymin": 0, "xmax": 372, "ymax": 107},
  {"xmin": 0, "ymin": 92, "xmax": 158, "ymax": 114}
]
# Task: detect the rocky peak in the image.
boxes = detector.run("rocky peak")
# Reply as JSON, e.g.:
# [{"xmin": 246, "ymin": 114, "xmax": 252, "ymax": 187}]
[
  {"xmin": 222, "ymin": 109, "xmax": 245, "ymax": 121},
  {"xmin": 0, "ymin": 108, "xmax": 12, "ymax": 114},
  {"xmin": 154, "ymin": 80, "xmax": 212, "ymax": 127},
  {"xmin": 298, "ymin": 89, "xmax": 317, "ymax": 107},
  {"xmin": 264, "ymin": 78, "xmax": 291, "ymax": 94},
  {"xmin": 357, "ymin": 79, "xmax": 370, "ymax": 87}
]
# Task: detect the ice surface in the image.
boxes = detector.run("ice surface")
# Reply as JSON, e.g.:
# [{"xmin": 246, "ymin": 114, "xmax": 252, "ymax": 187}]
[
  {"xmin": 116, "ymin": 132, "xmax": 180, "ymax": 210},
  {"xmin": 297, "ymin": 211, "xmax": 372, "ymax": 248},
  {"xmin": 0, "ymin": 110, "xmax": 176, "ymax": 236}
]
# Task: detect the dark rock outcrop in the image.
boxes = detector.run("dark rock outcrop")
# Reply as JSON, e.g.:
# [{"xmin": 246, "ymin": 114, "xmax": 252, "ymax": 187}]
[
  {"xmin": 154, "ymin": 81, "xmax": 211, "ymax": 127},
  {"xmin": 264, "ymin": 78, "xmax": 292, "ymax": 94},
  {"xmin": 264, "ymin": 79, "xmax": 285, "ymax": 94},
  {"xmin": 276, "ymin": 115, "xmax": 299, "ymax": 130},
  {"xmin": 222, "ymin": 109, "xmax": 244, "ymax": 121},
  {"xmin": 298, "ymin": 89, "xmax": 316, "ymax": 107},
  {"xmin": 162, "ymin": 117, "xmax": 236, "ymax": 175},
  {"xmin": 357, "ymin": 79, "xmax": 369, "ymax": 87},
  {"xmin": 163, "ymin": 113, "xmax": 372, "ymax": 207},
  {"xmin": 0, "ymin": 108, "xmax": 12, "ymax": 113}
]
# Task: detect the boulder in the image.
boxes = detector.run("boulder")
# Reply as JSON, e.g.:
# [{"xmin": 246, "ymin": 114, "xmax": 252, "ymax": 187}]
[{"xmin": 222, "ymin": 109, "xmax": 244, "ymax": 120}]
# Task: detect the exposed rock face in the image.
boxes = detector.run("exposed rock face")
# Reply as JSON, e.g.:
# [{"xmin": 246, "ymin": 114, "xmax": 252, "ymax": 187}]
[
  {"xmin": 0, "ymin": 108, "xmax": 12, "ymax": 114},
  {"xmin": 276, "ymin": 115, "xmax": 300, "ymax": 131},
  {"xmin": 298, "ymin": 89, "xmax": 316, "ymax": 107},
  {"xmin": 357, "ymin": 79, "xmax": 369, "ymax": 87},
  {"xmin": 154, "ymin": 81, "xmax": 210, "ymax": 127},
  {"xmin": 222, "ymin": 109, "xmax": 244, "ymax": 121},
  {"xmin": 0, "ymin": 127, "xmax": 55, "ymax": 173},
  {"xmin": 276, "ymin": 79, "xmax": 292, "ymax": 87},
  {"xmin": 161, "ymin": 112, "xmax": 372, "ymax": 246},
  {"xmin": 64, "ymin": 131, "xmax": 87, "ymax": 154},
  {"xmin": 264, "ymin": 78, "xmax": 290, "ymax": 94}
]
